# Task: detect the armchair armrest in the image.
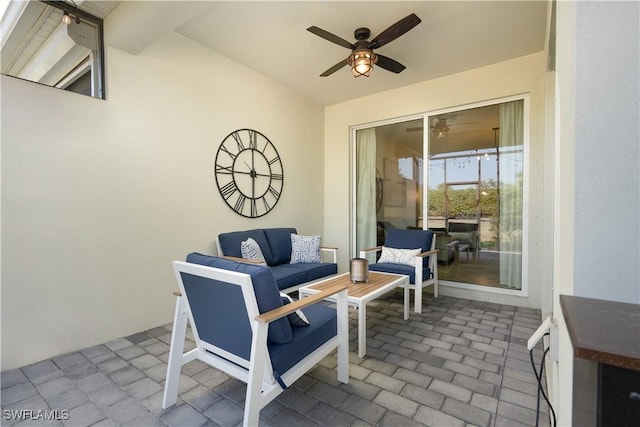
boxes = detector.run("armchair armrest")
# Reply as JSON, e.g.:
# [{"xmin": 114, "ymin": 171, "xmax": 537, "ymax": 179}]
[
  {"xmin": 256, "ymin": 284, "xmax": 348, "ymax": 324},
  {"xmin": 175, "ymin": 284, "xmax": 349, "ymax": 324},
  {"xmin": 417, "ymin": 249, "xmax": 439, "ymax": 257},
  {"xmin": 359, "ymin": 246, "xmax": 382, "ymax": 258},
  {"xmin": 320, "ymin": 246, "xmax": 338, "ymax": 264}
]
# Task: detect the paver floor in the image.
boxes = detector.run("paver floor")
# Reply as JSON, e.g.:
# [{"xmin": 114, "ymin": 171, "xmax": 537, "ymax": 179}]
[{"xmin": 1, "ymin": 293, "xmax": 552, "ymax": 426}]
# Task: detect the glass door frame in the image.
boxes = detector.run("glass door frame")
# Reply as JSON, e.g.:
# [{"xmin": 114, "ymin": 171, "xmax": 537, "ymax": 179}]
[
  {"xmin": 423, "ymin": 95, "xmax": 530, "ymax": 296},
  {"xmin": 350, "ymin": 94, "xmax": 530, "ymax": 296}
]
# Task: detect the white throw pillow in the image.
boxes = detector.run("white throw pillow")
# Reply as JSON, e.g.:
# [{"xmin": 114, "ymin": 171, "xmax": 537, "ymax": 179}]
[
  {"xmin": 290, "ymin": 234, "xmax": 321, "ymax": 264},
  {"xmin": 240, "ymin": 238, "xmax": 266, "ymax": 264},
  {"xmin": 377, "ymin": 246, "xmax": 421, "ymax": 266}
]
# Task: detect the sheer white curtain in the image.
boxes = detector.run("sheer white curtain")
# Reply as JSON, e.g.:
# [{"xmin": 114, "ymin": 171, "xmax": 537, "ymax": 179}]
[
  {"xmin": 499, "ymin": 100, "xmax": 524, "ymax": 289},
  {"xmin": 356, "ymin": 129, "xmax": 377, "ymax": 258}
]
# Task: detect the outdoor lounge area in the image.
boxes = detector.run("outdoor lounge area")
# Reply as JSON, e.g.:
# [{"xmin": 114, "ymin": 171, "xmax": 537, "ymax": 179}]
[
  {"xmin": 2, "ymin": 2, "xmax": 638, "ymax": 427},
  {"xmin": 1, "ymin": 293, "xmax": 549, "ymax": 427}
]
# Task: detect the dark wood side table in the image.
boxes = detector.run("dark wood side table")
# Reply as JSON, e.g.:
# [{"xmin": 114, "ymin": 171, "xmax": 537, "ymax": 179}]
[{"xmin": 560, "ymin": 295, "xmax": 640, "ymax": 427}]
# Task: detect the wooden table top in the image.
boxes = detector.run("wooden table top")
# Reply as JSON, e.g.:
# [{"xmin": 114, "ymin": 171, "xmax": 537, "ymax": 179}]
[
  {"xmin": 304, "ymin": 272, "xmax": 406, "ymax": 299},
  {"xmin": 560, "ymin": 295, "xmax": 640, "ymax": 371}
]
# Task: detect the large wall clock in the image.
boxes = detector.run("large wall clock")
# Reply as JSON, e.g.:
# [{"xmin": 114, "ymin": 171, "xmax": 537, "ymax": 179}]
[{"xmin": 215, "ymin": 129, "xmax": 284, "ymax": 218}]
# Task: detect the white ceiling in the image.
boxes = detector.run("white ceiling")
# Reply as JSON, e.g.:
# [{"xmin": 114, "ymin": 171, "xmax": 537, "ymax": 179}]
[{"xmin": 106, "ymin": 1, "xmax": 548, "ymax": 106}]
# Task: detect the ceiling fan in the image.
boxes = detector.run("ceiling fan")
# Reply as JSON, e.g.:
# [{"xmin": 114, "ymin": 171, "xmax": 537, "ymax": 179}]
[
  {"xmin": 307, "ymin": 13, "xmax": 421, "ymax": 77},
  {"xmin": 407, "ymin": 116, "xmax": 480, "ymax": 142},
  {"xmin": 406, "ymin": 119, "xmax": 451, "ymax": 140}
]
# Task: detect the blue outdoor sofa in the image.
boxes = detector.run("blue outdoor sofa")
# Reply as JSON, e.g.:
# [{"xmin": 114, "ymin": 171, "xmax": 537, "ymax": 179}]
[{"xmin": 216, "ymin": 227, "xmax": 338, "ymax": 293}]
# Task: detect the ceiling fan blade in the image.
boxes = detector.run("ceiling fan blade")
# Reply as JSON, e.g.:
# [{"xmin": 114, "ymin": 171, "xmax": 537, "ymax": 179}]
[
  {"xmin": 376, "ymin": 54, "xmax": 406, "ymax": 73},
  {"xmin": 368, "ymin": 13, "xmax": 421, "ymax": 49},
  {"xmin": 320, "ymin": 58, "xmax": 349, "ymax": 77},
  {"xmin": 307, "ymin": 26, "xmax": 355, "ymax": 50}
]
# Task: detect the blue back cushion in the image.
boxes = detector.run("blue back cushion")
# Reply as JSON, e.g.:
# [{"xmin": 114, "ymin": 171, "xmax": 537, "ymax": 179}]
[
  {"xmin": 179, "ymin": 271, "xmax": 253, "ymax": 359},
  {"xmin": 185, "ymin": 253, "xmax": 293, "ymax": 344},
  {"xmin": 264, "ymin": 228, "xmax": 297, "ymax": 265},
  {"xmin": 218, "ymin": 230, "xmax": 276, "ymax": 265},
  {"xmin": 385, "ymin": 229, "xmax": 434, "ymax": 267}
]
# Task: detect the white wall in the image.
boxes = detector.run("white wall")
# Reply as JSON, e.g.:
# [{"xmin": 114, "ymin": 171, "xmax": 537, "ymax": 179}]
[
  {"xmin": 324, "ymin": 53, "xmax": 547, "ymax": 309},
  {"xmin": 1, "ymin": 32, "xmax": 324, "ymax": 370},
  {"xmin": 552, "ymin": 1, "xmax": 639, "ymax": 425},
  {"xmin": 572, "ymin": 1, "xmax": 639, "ymax": 302}
]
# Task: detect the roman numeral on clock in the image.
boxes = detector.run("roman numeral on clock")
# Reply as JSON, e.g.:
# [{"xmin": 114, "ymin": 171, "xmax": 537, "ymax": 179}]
[
  {"xmin": 232, "ymin": 132, "xmax": 244, "ymax": 151},
  {"xmin": 215, "ymin": 164, "xmax": 233, "ymax": 175},
  {"xmin": 220, "ymin": 181, "xmax": 238, "ymax": 199},
  {"xmin": 268, "ymin": 185, "xmax": 281, "ymax": 199},
  {"xmin": 219, "ymin": 145, "xmax": 237, "ymax": 160},
  {"xmin": 248, "ymin": 130, "xmax": 257, "ymax": 150},
  {"xmin": 234, "ymin": 194, "xmax": 246, "ymax": 213}
]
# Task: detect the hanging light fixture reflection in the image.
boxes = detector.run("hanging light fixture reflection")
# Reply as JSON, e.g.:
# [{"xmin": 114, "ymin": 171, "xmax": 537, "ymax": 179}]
[{"xmin": 432, "ymin": 119, "xmax": 450, "ymax": 141}]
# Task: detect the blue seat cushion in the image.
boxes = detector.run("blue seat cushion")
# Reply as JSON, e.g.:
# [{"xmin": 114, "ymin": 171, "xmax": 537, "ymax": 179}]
[
  {"xmin": 270, "ymin": 263, "xmax": 338, "ymax": 291},
  {"xmin": 384, "ymin": 229, "xmax": 434, "ymax": 267},
  {"xmin": 264, "ymin": 228, "xmax": 297, "ymax": 265},
  {"xmin": 218, "ymin": 230, "xmax": 276, "ymax": 266},
  {"xmin": 268, "ymin": 303, "xmax": 336, "ymax": 377},
  {"xmin": 303, "ymin": 263, "xmax": 338, "ymax": 281},
  {"xmin": 270, "ymin": 264, "xmax": 308, "ymax": 291},
  {"xmin": 369, "ymin": 263, "xmax": 432, "ymax": 285},
  {"xmin": 186, "ymin": 252, "xmax": 293, "ymax": 344}
]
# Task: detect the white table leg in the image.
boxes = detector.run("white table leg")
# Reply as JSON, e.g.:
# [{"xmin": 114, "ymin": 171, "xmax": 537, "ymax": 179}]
[
  {"xmin": 358, "ymin": 303, "xmax": 366, "ymax": 358},
  {"xmin": 403, "ymin": 278, "xmax": 410, "ymax": 320}
]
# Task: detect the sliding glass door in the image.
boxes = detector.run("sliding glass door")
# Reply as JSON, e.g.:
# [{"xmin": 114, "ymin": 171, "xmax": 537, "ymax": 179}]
[
  {"xmin": 353, "ymin": 97, "xmax": 526, "ymax": 291},
  {"xmin": 427, "ymin": 100, "xmax": 525, "ymax": 289}
]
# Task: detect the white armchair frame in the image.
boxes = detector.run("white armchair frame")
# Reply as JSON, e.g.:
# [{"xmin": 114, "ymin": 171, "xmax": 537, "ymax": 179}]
[
  {"xmin": 162, "ymin": 261, "xmax": 349, "ymax": 426},
  {"xmin": 360, "ymin": 234, "xmax": 438, "ymax": 313}
]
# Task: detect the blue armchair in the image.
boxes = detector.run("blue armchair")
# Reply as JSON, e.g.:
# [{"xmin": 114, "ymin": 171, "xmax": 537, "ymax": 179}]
[
  {"xmin": 360, "ymin": 229, "xmax": 438, "ymax": 313},
  {"xmin": 162, "ymin": 254, "xmax": 349, "ymax": 426}
]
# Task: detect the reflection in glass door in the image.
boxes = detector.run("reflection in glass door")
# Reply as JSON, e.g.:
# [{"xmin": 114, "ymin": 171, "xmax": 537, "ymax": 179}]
[
  {"xmin": 428, "ymin": 100, "xmax": 525, "ymax": 290},
  {"xmin": 446, "ymin": 182, "xmax": 480, "ymax": 263},
  {"xmin": 354, "ymin": 118, "xmax": 423, "ymax": 257}
]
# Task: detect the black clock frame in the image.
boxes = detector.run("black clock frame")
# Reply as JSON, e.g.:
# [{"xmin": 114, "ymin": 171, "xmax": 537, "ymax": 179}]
[{"xmin": 215, "ymin": 129, "xmax": 284, "ymax": 218}]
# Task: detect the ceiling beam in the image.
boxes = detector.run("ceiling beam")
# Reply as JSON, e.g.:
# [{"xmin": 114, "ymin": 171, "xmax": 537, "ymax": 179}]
[{"xmin": 104, "ymin": 1, "xmax": 212, "ymax": 54}]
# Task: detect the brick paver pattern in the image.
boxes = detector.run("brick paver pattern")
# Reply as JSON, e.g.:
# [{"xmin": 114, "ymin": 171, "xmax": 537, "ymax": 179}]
[{"xmin": 1, "ymin": 293, "xmax": 551, "ymax": 426}]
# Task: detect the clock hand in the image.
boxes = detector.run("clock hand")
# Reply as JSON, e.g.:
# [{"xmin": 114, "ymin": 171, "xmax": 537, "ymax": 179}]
[{"xmin": 243, "ymin": 161, "xmax": 258, "ymax": 179}]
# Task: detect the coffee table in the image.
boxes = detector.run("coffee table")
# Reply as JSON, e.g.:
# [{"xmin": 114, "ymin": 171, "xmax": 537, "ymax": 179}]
[{"xmin": 298, "ymin": 272, "xmax": 409, "ymax": 358}]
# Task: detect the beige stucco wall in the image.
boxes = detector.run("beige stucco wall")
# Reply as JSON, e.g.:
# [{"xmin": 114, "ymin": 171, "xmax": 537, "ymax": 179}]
[
  {"xmin": 1, "ymin": 32, "xmax": 325, "ymax": 370},
  {"xmin": 323, "ymin": 52, "xmax": 548, "ymax": 309}
]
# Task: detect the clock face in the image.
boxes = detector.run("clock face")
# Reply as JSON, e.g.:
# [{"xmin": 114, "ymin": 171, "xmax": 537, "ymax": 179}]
[{"xmin": 215, "ymin": 129, "xmax": 284, "ymax": 218}]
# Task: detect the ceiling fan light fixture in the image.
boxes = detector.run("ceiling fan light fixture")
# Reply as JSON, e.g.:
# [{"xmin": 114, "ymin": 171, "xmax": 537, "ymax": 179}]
[
  {"xmin": 348, "ymin": 49, "xmax": 378, "ymax": 77},
  {"xmin": 432, "ymin": 120, "xmax": 450, "ymax": 141}
]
